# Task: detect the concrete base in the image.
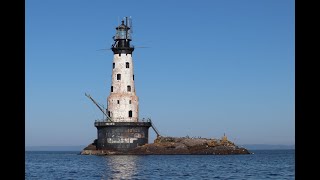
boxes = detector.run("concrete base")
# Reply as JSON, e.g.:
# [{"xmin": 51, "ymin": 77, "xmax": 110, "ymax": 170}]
[{"xmin": 95, "ymin": 121, "xmax": 151, "ymax": 151}]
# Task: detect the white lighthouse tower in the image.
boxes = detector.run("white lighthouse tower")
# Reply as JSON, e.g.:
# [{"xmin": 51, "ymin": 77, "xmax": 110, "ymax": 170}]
[
  {"xmin": 107, "ymin": 18, "xmax": 138, "ymax": 122},
  {"xmin": 91, "ymin": 17, "xmax": 156, "ymax": 151}
]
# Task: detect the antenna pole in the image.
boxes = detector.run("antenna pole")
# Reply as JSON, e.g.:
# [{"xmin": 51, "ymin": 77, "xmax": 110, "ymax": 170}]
[{"xmin": 125, "ymin": 17, "xmax": 128, "ymax": 40}]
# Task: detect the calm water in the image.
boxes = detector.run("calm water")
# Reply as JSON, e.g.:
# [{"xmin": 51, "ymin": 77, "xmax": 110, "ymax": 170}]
[{"xmin": 25, "ymin": 150, "xmax": 294, "ymax": 179}]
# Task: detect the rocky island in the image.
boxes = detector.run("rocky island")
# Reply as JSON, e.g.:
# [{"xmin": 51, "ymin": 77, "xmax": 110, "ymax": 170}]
[
  {"xmin": 80, "ymin": 135, "xmax": 250, "ymax": 155},
  {"xmin": 81, "ymin": 19, "xmax": 251, "ymax": 156}
]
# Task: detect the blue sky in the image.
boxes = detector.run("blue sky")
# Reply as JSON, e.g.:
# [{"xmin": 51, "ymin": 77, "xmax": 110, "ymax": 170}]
[{"xmin": 26, "ymin": 0, "xmax": 295, "ymax": 146}]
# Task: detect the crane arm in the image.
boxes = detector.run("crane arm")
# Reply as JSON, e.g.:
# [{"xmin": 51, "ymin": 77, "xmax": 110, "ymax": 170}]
[
  {"xmin": 85, "ymin": 93, "xmax": 112, "ymax": 122},
  {"xmin": 149, "ymin": 119, "xmax": 161, "ymax": 137}
]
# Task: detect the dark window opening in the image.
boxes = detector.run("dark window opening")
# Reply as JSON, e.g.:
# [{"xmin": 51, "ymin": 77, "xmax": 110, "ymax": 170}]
[
  {"xmin": 108, "ymin": 111, "xmax": 111, "ymax": 117},
  {"xmin": 133, "ymin": 74, "xmax": 134, "ymax": 80},
  {"xmin": 117, "ymin": 100, "xmax": 120, "ymax": 104},
  {"xmin": 127, "ymin": 85, "xmax": 131, "ymax": 92},
  {"xmin": 111, "ymin": 86, "xmax": 113, "ymax": 92},
  {"xmin": 113, "ymin": 63, "xmax": 115, "ymax": 69},
  {"xmin": 117, "ymin": 74, "xmax": 121, "ymax": 80},
  {"xmin": 129, "ymin": 110, "xmax": 132, "ymax": 117},
  {"xmin": 126, "ymin": 62, "xmax": 129, "ymax": 68},
  {"xmin": 129, "ymin": 100, "xmax": 131, "ymax": 104}
]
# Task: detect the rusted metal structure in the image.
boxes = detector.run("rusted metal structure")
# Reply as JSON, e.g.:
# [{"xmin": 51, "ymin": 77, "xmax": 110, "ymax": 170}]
[
  {"xmin": 95, "ymin": 121, "xmax": 151, "ymax": 150},
  {"xmin": 90, "ymin": 17, "xmax": 159, "ymax": 151}
]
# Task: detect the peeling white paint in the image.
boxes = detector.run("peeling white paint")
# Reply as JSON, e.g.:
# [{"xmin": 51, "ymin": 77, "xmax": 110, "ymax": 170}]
[
  {"xmin": 107, "ymin": 137, "xmax": 138, "ymax": 143},
  {"xmin": 107, "ymin": 54, "xmax": 139, "ymax": 122}
]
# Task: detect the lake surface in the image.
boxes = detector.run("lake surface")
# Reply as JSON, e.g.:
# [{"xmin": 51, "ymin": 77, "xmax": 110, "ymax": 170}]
[{"xmin": 25, "ymin": 150, "xmax": 294, "ymax": 179}]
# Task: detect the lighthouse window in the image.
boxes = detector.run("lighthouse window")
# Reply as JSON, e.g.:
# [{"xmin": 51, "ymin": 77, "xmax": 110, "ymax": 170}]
[
  {"xmin": 126, "ymin": 62, "xmax": 129, "ymax": 68},
  {"xmin": 133, "ymin": 74, "xmax": 134, "ymax": 80},
  {"xmin": 129, "ymin": 110, "xmax": 132, "ymax": 117},
  {"xmin": 117, "ymin": 31, "xmax": 126, "ymax": 39},
  {"xmin": 117, "ymin": 74, "xmax": 121, "ymax": 80},
  {"xmin": 129, "ymin": 100, "xmax": 131, "ymax": 104},
  {"xmin": 108, "ymin": 111, "xmax": 111, "ymax": 117},
  {"xmin": 127, "ymin": 85, "xmax": 131, "ymax": 92},
  {"xmin": 117, "ymin": 100, "xmax": 120, "ymax": 104},
  {"xmin": 113, "ymin": 63, "xmax": 115, "ymax": 69},
  {"xmin": 111, "ymin": 86, "xmax": 113, "ymax": 92}
]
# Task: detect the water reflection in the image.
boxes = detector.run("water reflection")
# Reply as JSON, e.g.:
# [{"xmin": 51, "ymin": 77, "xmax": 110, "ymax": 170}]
[{"xmin": 102, "ymin": 155, "xmax": 139, "ymax": 180}]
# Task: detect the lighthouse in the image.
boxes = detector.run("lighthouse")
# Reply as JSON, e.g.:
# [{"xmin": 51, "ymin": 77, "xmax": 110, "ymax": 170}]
[
  {"xmin": 93, "ymin": 17, "xmax": 153, "ymax": 151},
  {"xmin": 108, "ymin": 18, "xmax": 138, "ymax": 122}
]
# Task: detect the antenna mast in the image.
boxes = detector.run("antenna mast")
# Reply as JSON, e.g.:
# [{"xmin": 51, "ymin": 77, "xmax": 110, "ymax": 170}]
[{"xmin": 129, "ymin": 16, "xmax": 133, "ymax": 34}]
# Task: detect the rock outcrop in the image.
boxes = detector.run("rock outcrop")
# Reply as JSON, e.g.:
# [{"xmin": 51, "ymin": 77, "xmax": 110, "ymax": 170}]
[{"xmin": 80, "ymin": 136, "xmax": 250, "ymax": 155}]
